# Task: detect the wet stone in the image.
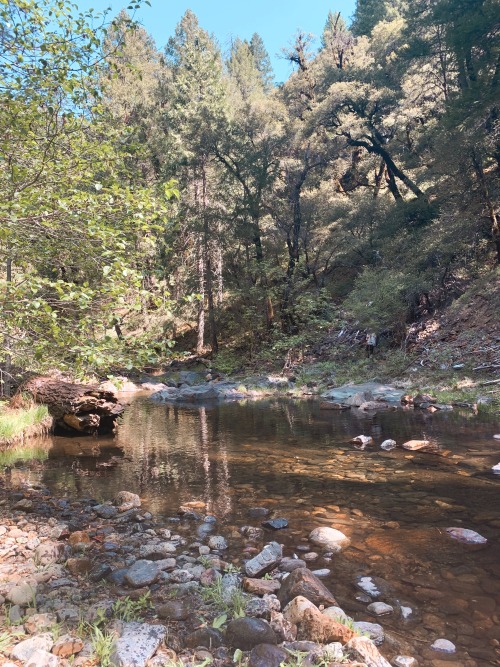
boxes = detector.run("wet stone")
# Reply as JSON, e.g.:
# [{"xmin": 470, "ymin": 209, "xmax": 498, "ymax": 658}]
[
  {"xmin": 248, "ymin": 507, "xmax": 271, "ymax": 518},
  {"xmin": 431, "ymin": 639, "xmax": 456, "ymax": 653},
  {"xmin": 367, "ymin": 601, "xmax": 394, "ymax": 616},
  {"xmin": 355, "ymin": 575, "xmax": 392, "ymax": 599},
  {"xmin": 262, "ymin": 518, "xmax": 289, "ymax": 530},
  {"xmin": 353, "ymin": 622, "xmax": 385, "ymax": 646}
]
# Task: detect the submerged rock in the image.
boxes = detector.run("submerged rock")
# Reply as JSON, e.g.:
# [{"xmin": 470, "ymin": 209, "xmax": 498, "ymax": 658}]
[
  {"xmin": 262, "ymin": 518, "xmax": 289, "ymax": 530},
  {"xmin": 309, "ymin": 527, "xmax": 350, "ymax": 552},
  {"xmin": 346, "ymin": 636, "xmax": 391, "ymax": 666},
  {"xmin": 380, "ymin": 439, "xmax": 397, "ymax": 451},
  {"xmin": 445, "ymin": 527, "xmax": 487, "ymax": 544},
  {"xmin": 431, "ymin": 638, "xmax": 456, "ymax": 653}
]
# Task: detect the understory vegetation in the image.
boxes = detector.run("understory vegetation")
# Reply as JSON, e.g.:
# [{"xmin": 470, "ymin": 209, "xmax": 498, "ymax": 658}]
[{"xmin": 0, "ymin": 0, "xmax": 498, "ymax": 391}]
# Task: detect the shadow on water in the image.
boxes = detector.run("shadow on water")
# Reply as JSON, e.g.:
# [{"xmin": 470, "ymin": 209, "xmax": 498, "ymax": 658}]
[{"xmin": 4, "ymin": 396, "xmax": 500, "ymax": 665}]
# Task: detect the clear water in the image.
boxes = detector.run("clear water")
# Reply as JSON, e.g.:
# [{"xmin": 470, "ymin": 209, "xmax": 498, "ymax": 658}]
[{"xmin": 5, "ymin": 397, "xmax": 500, "ymax": 665}]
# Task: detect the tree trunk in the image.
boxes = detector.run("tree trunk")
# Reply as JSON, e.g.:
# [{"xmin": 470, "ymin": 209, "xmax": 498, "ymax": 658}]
[
  {"xmin": 196, "ymin": 238, "xmax": 205, "ymax": 355},
  {"xmin": 3, "ymin": 257, "xmax": 12, "ymax": 398},
  {"xmin": 22, "ymin": 376, "xmax": 124, "ymax": 435},
  {"xmin": 471, "ymin": 148, "xmax": 500, "ymax": 264}
]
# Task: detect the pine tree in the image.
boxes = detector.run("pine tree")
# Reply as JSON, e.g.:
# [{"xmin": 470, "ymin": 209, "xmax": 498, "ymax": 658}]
[{"xmin": 249, "ymin": 33, "xmax": 274, "ymax": 89}]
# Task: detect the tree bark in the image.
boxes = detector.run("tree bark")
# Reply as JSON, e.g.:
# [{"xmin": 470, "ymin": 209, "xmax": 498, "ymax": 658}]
[
  {"xmin": 471, "ymin": 148, "xmax": 500, "ymax": 264},
  {"xmin": 22, "ymin": 376, "xmax": 124, "ymax": 435}
]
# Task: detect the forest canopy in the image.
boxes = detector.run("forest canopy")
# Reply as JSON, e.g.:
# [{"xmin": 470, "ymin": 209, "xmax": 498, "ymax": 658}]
[{"xmin": 1, "ymin": 0, "xmax": 499, "ymax": 388}]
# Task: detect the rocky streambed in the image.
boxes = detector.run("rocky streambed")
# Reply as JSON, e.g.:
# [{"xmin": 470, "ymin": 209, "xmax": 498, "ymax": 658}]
[{"xmin": 0, "ymin": 481, "xmax": 444, "ymax": 667}]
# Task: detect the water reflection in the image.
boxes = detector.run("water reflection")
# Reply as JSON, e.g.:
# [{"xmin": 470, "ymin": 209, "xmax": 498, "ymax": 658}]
[{"xmin": 3, "ymin": 398, "xmax": 500, "ymax": 664}]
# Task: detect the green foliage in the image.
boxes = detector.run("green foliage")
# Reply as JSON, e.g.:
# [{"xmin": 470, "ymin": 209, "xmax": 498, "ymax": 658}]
[
  {"xmin": 90, "ymin": 626, "xmax": 115, "ymax": 667},
  {"xmin": 112, "ymin": 592, "xmax": 152, "ymax": 621},
  {"xmin": 0, "ymin": 405, "xmax": 49, "ymax": 441}
]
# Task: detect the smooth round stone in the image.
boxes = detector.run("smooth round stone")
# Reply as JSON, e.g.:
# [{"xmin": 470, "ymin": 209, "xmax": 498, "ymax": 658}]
[
  {"xmin": 226, "ymin": 618, "xmax": 277, "ymax": 651},
  {"xmin": 431, "ymin": 638, "xmax": 456, "ymax": 653},
  {"xmin": 367, "ymin": 601, "xmax": 394, "ymax": 616},
  {"xmin": 309, "ymin": 527, "xmax": 350, "ymax": 552},
  {"xmin": 156, "ymin": 600, "xmax": 190, "ymax": 621},
  {"xmin": 248, "ymin": 508, "xmax": 271, "ymax": 518},
  {"xmin": 248, "ymin": 644, "xmax": 288, "ymax": 667},
  {"xmin": 303, "ymin": 552, "xmax": 319, "ymax": 561},
  {"xmin": 393, "ymin": 657, "xmax": 417, "ymax": 667},
  {"xmin": 311, "ymin": 569, "xmax": 330, "ymax": 578}
]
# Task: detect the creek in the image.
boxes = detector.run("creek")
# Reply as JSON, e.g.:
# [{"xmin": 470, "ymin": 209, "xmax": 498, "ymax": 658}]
[{"xmin": 4, "ymin": 396, "xmax": 500, "ymax": 666}]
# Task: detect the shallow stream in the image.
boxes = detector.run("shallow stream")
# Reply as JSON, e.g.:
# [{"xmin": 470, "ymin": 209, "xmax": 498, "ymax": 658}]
[{"xmin": 5, "ymin": 397, "xmax": 500, "ymax": 666}]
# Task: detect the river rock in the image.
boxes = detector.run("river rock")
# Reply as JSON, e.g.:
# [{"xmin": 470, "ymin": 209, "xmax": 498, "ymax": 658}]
[
  {"xmin": 355, "ymin": 575, "xmax": 392, "ymax": 598},
  {"xmin": 280, "ymin": 557, "xmax": 306, "ymax": 572},
  {"xmin": 7, "ymin": 581, "xmax": 37, "ymax": 606},
  {"xmin": 34, "ymin": 541, "xmax": 65, "ymax": 565},
  {"xmin": 346, "ymin": 391, "xmax": 374, "ymax": 407},
  {"xmin": 309, "ymin": 527, "xmax": 350, "ymax": 552},
  {"xmin": 380, "ymin": 439, "xmax": 397, "ymax": 451},
  {"xmin": 208, "ymin": 535, "xmax": 228, "ymax": 550},
  {"xmin": 156, "ymin": 600, "xmax": 191, "ymax": 621},
  {"xmin": 278, "ymin": 568, "xmax": 337, "ymax": 608},
  {"xmin": 177, "ymin": 386, "xmax": 218, "ymax": 402},
  {"xmin": 25, "ymin": 649, "xmax": 59, "ymax": 667},
  {"xmin": 494, "ymin": 434, "xmax": 500, "ymax": 440},
  {"xmin": 225, "ymin": 617, "xmax": 277, "ymax": 650},
  {"xmin": 431, "ymin": 638, "xmax": 456, "ymax": 653},
  {"xmin": 262, "ymin": 518, "xmax": 288, "ymax": 530},
  {"xmin": 52, "ymin": 635, "xmax": 84, "ymax": 658},
  {"xmin": 66, "ymin": 558, "xmax": 92, "ymax": 576},
  {"xmin": 115, "ymin": 491, "xmax": 141, "ymax": 511},
  {"xmin": 245, "ymin": 595, "xmax": 281, "ymax": 619},
  {"xmin": 401, "ymin": 439, "xmax": 436, "ymax": 452},
  {"xmin": 184, "ymin": 628, "xmax": 223, "ymax": 649},
  {"xmin": 11, "ymin": 634, "xmax": 54, "ymax": 662},
  {"xmin": 367, "ymin": 602, "xmax": 393, "ymax": 616},
  {"xmin": 110, "ymin": 622, "xmax": 166, "ymax": 667},
  {"xmin": 492, "ymin": 463, "xmax": 500, "ymax": 474},
  {"xmin": 353, "ymin": 622, "xmax": 385, "ymax": 646},
  {"xmin": 248, "ymin": 643, "xmax": 289, "ymax": 667},
  {"xmin": 124, "ymin": 560, "xmax": 160, "ymax": 587},
  {"xmin": 322, "ymin": 606, "xmax": 352, "ymax": 624},
  {"xmin": 346, "ymin": 636, "xmax": 391, "ymax": 666},
  {"xmin": 269, "ymin": 611, "xmax": 297, "ymax": 642},
  {"xmin": 296, "ymin": 607, "xmax": 355, "ymax": 644},
  {"xmin": 240, "ymin": 526, "xmax": 265, "ymax": 540},
  {"xmin": 93, "ymin": 504, "xmax": 118, "ymax": 519},
  {"xmin": 24, "ymin": 613, "xmax": 57, "ymax": 634},
  {"xmin": 243, "ymin": 578, "xmax": 281, "ymax": 595},
  {"xmin": 445, "ymin": 527, "xmax": 487, "ymax": 544},
  {"xmin": 244, "ymin": 542, "xmax": 282, "ymax": 577},
  {"xmin": 393, "ymin": 657, "xmax": 417, "ymax": 667},
  {"xmin": 350, "ymin": 435, "xmax": 374, "ymax": 446},
  {"xmin": 283, "ymin": 596, "xmax": 318, "ymax": 625},
  {"xmin": 413, "ymin": 393, "xmax": 437, "ymax": 407}
]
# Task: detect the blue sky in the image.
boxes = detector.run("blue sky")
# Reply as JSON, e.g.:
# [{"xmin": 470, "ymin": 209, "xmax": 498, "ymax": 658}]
[{"xmin": 76, "ymin": 0, "xmax": 356, "ymax": 83}]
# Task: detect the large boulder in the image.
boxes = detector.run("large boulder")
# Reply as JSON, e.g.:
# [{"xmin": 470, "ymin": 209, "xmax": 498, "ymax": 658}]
[
  {"xmin": 309, "ymin": 527, "xmax": 350, "ymax": 552},
  {"xmin": 278, "ymin": 568, "xmax": 337, "ymax": 608}
]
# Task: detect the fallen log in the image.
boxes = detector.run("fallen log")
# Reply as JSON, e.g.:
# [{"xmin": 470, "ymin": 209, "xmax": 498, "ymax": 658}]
[{"xmin": 22, "ymin": 376, "xmax": 124, "ymax": 435}]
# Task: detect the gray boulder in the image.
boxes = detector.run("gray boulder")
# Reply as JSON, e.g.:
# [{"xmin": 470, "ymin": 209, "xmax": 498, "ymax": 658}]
[
  {"xmin": 244, "ymin": 542, "xmax": 282, "ymax": 577},
  {"xmin": 110, "ymin": 622, "xmax": 167, "ymax": 667}
]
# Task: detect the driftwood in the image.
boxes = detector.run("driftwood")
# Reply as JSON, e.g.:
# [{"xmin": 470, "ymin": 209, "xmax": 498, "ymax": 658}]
[{"xmin": 22, "ymin": 376, "xmax": 124, "ymax": 435}]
